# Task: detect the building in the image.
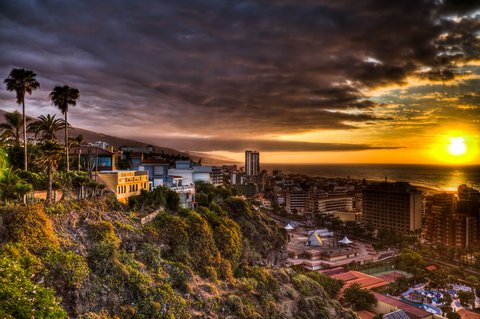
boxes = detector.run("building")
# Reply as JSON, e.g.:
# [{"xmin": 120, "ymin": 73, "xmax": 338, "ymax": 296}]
[
  {"xmin": 286, "ymin": 227, "xmax": 379, "ymax": 270},
  {"xmin": 334, "ymin": 211, "xmax": 362, "ymax": 222},
  {"xmin": 232, "ymin": 182, "xmax": 258, "ymax": 197},
  {"xmin": 166, "ymin": 175, "xmax": 195, "ymax": 209},
  {"xmin": 168, "ymin": 160, "xmax": 213, "ymax": 186},
  {"xmin": 245, "ymin": 150, "xmax": 260, "ymax": 177},
  {"xmin": 133, "ymin": 159, "xmax": 169, "ymax": 188},
  {"xmin": 286, "ymin": 191, "xmax": 308, "ymax": 214},
  {"xmin": 363, "ymin": 182, "xmax": 422, "ymax": 234},
  {"xmin": 97, "ymin": 170, "xmax": 149, "ymax": 204},
  {"xmin": 424, "ymin": 191, "xmax": 479, "ymax": 247},
  {"xmin": 372, "ymin": 292, "xmax": 435, "ymax": 319},
  {"xmin": 424, "ymin": 193, "xmax": 457, "ymax": 246},
  {"xmin": 211, "ymin": 166, "xmax": 224, "ymax": 186},
  {"xmin": 317, "ymin": 195, "xmax": 354, "ymax": 213},
  {"xmin": 69, "ymin": 145, "xmax": 117, "ymax": 172}
]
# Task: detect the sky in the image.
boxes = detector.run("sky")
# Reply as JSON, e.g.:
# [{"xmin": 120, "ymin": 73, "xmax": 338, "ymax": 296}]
[{"xmin": 0, "ymin": 0, "xmax": 479, "ymax": 164}]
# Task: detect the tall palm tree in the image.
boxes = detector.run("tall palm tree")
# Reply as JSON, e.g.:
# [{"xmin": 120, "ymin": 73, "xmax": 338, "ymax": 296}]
[
  {"xmin": 4, "ymin": 68, "xmax": 40, "ymax": 171},
  {"xmin": 0, "ymin": 111, "xmax": 33, "ymax": 144},
  {"xmin": 68, "ymin": 134, "xmax": 84, "ymax": 170},
  {"xmin": 49, "ymin": 85, "xmax": 79, "ymax": 171},
  {"xmin": 29, "ymin": 114, "xmax": 68, "ymax": 142},
  {"xmin": 36, "ymin": 140, "xmax": 63, "ymax": 205}
]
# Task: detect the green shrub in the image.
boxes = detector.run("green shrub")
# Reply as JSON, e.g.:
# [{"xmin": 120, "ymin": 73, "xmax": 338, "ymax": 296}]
[
  {"xmin": 0, "ymin": 255, "xmax": 67, "ymax": 319},
  {"xmin": 42, "ymin": 247, "xmax": 89, "ymax": 290},
  {"xmin": 305, "ymin": 271, "xmax": 344, "ymax": 298},
  {"xmin": 87, "ymin": 221, "xmax": 120, "ymax": 247},
  {"xmin": 292, "ymin": 274, "xmax": 324, "ymax": 296},
  {"xmin": 0, "ymin": 204, "xmax": 59, "ymax": 251}
]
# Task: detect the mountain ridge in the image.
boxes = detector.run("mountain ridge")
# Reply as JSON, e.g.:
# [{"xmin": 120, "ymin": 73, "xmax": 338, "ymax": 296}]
[{"xmin": 0, "ymin": 108, "xmax": 237, "ymax": 165}]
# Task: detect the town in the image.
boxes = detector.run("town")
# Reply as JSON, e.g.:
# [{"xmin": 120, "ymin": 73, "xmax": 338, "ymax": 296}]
[{"xmin": 10, "ymin": 128, "xmax": 480, "ymax": 319}]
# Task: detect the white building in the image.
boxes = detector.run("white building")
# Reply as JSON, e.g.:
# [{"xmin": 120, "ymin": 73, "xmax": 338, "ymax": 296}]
[
  {"xmin": 168, "ymin": 160, "xmax": 213, "ymax": 186},
  {"xmin": 167, "ymin": 175, "xmax": 195, "ymax": 209}
]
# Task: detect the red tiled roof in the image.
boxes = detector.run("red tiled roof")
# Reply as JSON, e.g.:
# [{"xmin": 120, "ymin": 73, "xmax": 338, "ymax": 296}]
[
  {"xmin": 332, "ymin": 271, "xmax": 389, "ymax": 293},
  {"xmin": 333, "ymin": 271, "xmax": 358, "ymax": 282},
  {"xmin": 318, "ymin": 266, "xmax": 345, "ymax": 276},
  {"xmin": 458, "ymin": 309, "xmax": 480, "ymax": 319},
  {"xmin": 356, "ymin": 310, "xmax": 377, "ymax": 319},
  {"xmin": 425, "ymin": 265, "xmax": 437, "ymax": 271},
  {"xmin": 373, "ymin": 292, "xmax": 431, "ymax": 319}
]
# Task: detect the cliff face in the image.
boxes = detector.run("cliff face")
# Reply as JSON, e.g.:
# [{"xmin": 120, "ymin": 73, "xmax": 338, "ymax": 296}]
[{"xmin": 0, "ymin": 191, "xmax": 357, "ymax": 319}]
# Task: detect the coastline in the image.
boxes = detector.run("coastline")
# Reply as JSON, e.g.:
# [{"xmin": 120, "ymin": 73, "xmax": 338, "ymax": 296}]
[{"xmin": 260, "ymin": 163, "xmax": 480, "ymax": 192}]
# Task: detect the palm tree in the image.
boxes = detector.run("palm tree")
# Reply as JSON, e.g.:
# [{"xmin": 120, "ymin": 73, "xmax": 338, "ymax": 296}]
[
  {"xmin": 68, "ymin": 134, "xmax": 84, "ymax": 170},
  {"xmin": 29, "ymin": 114, "xmax": 68, "ymax": 141},
  {"xmin": 4, "ymin": 68, "xmax": 40, "ymax": 171},
  {"xmin": 36, "ymin": 140, "xmax": 63, "ymax": 205},
  {"xmin": 0, "ymin": 111, "xmax": 33, "ymax": 144},
  {"xmin": 49, "ymin": 85, "xmax": 79, "ymax": 171}
]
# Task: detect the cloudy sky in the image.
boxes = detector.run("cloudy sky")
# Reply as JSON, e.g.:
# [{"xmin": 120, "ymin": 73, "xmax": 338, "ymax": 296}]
[{"xmin": 1, "ymin": 0, "xmax": 479, "ymax": 164}]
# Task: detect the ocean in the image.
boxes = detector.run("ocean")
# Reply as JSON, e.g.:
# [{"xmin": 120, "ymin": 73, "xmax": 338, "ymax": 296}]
[{"xmin": 261, "ymin": 163, "xmax": 480, "ymax": 191}]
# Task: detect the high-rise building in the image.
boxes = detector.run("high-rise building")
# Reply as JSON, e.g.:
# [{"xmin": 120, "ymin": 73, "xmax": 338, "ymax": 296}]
[
  {"xmin": 362, "ymin": 182, "xmax": 422, "ymax": 234},
  {"xmin": 424, "ymin": 188, "xmax": 480, "ymax": 248},
  {"xmin": 245, "ymin": 150, "xmax": 260, "ymax": 176},
  {"xmin": 424, "ymin": 193, "xmax": 457, "ymax": 245}
]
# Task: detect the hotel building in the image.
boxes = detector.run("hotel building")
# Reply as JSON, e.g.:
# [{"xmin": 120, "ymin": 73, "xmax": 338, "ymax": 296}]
[
  {"xmin": 97, "ymin": 170, "xmax": 149, "ymax": 204},
  {"xmin": 245, "ymin": 150, "xmax": 260, "ymax": 176},
  {"xmin": 363, "ymin": 182, "xmax": 422, "ymax": 234}
]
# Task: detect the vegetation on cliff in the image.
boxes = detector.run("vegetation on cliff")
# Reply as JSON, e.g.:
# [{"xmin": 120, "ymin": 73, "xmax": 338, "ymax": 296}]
[{"xmin": 0, "ymin": 183, "xmax": 357, "ymax": 318}]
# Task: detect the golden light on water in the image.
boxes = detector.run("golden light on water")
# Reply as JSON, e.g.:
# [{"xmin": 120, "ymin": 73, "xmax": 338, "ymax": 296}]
[{"xmin": 448, "ymin": 137, "xmax": 467, "ymax": 155}]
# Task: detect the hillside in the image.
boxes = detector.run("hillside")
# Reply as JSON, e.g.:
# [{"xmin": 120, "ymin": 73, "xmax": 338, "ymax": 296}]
[
  {"xmin": 0, "ymin": 109, "xmax": 236, "ymax": 165},
  {"xmin": 0, "ymin": 184, "xmax": 358, "ymax": 319}
]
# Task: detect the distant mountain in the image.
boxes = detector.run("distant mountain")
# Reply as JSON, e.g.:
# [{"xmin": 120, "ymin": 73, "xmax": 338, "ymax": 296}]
[{"xmin": 0, "ymin": 108, "xmax": 236, "ymax": 165}]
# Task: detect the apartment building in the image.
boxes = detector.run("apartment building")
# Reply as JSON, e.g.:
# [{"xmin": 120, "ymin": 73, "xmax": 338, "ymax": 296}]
[
  {"xmin": 363, "ymin": 182, "xmax": 422, "ymax": 234},
  {"xmin": 97, "ymin": 170, "xmax": 149, "ymax": 204}
]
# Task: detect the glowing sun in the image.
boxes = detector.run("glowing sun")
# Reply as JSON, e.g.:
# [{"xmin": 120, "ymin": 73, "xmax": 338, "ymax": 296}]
[{"xmin": 448, "ymin": 137, "xmax": 467, "ymax": 155}]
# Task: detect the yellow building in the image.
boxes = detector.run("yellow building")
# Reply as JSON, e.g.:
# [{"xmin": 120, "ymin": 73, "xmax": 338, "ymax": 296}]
[{"xmin": 97, "ymin": 170, "xmax": 149, "ymax": 203}]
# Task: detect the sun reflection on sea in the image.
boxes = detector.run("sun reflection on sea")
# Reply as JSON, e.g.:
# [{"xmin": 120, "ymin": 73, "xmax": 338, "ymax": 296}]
[{"xmin": 443, "ymin": 169, "xmax": 465, "ymax": 191}]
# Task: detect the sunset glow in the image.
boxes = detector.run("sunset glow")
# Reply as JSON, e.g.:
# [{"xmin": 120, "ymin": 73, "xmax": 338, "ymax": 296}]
[
  {"xmin": 1, "ymin": 1, "xmax": 479, "ymax": 165},
  {"xmin": 448, "ymin": 137, "xmax": 467, "ymax": 156}
]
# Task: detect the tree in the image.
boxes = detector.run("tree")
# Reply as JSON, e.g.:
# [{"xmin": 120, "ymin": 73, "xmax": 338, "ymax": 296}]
[
  {"xmin": 4, "ymin": 68, "xmax": 40, "ymax": 171},
  {"xmin": 0, "ymin": 111, "xmax": 33, "ymax": 144},
  {"xmin": 0, "ymin": 146, "xmax": 6, "ymax": 172},
  {"xmin": 395, "ymin": 248, "xmax": 425, "ymax": 277},
  {"xmin": 29, "ymin": 114, "xmax": 67, "ymax": 141},
  {"xmin": 49, "ymin": 85, "xmax": 79, "ymax": 171},
  {"xmin": 36, "ymin": 140, "xmax": 64, "ymax": 205},
  {"xmin": 0, "ymin": 168, "xmax": 32, "ymax": 203},
  {"xmin": 446, "ymin": 312, "xmax": 461, "ymax": 319},
  {"xmin": 343, "ymin": 283, "xmax": 377, "ymax": 310},
  {"xmin": 458, "ymin": 290, "xmax": 475, "ymax": 308},
  {"xmin": 68, "ymin": 134, "xmax": 84, "ymax": 170}
]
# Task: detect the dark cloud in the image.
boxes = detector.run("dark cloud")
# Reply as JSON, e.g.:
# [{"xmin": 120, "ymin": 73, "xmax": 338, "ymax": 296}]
[
  {"xmin": 0, "ymin": 0, "xmax": 479, "ymax": 143},
  {"xmin": 141, "ymin": 137, "xmax": 402, "ymax": 153}
]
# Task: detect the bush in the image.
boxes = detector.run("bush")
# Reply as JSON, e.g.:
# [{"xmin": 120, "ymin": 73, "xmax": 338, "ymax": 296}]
[
  {"xmin": 343, "ymin": 283, "xmax": 377, "ymax": 310},
  {"xmin": 0, "ymin": 204, "xmax": 59, "ymax": 251},
  {"xmin": 305, "ymin": 272, "xmax": 343, "ymax": 298},
  {"xmin": 42, "ymin": 247, "xmax": 89, "ymax": 290},
  {"xmin": 0, "ymin": 255, "xmax": 67, "ymax": 319},
  {"xmin": 292, "ymin": 274, "xmax": 324, "ymax": 296}
]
